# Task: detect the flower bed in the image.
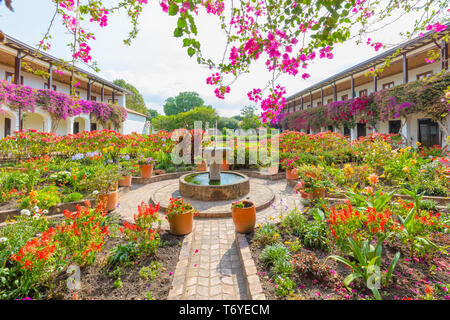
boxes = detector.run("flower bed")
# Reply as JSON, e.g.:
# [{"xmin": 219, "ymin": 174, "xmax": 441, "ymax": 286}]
[
  {"xmin": 246, "ymin": 182, "xmax": 449, "ymax": 300},
  {"xmin": 0, "ymin": 201, "xmax": 182, "ymax": 300}
]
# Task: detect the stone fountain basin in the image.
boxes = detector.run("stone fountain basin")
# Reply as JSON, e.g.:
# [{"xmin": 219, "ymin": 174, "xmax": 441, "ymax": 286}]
[{"xmin": 179, "ymin": 171, "xmax": 250, "ymax": 201}]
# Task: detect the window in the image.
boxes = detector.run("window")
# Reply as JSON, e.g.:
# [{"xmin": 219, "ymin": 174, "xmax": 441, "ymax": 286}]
[
  {"xmin": 418, "ymin": 119, "xmax": 439, "ymax": 147},
  {"xmin": 388, "ymin": 120, "xmax": 401, "ymax": 134},
  {"xmin": 359, "ymin": 89, "xmax": 368, "ymax": 97},
  {"xmin": 341, "ymin": 94, "xmax": 348, "ymax": 101},
  {"xmin": 44, "ymin": 83, "xmax": 57, "ymax": 91},
  {"xmin": 90, "ymin": 123, "xmax": 97, "ymax": 131},
  {"xmin": 328, "ymin": 125, "xmax": 333, "ymax": 132},
  {"xmin": 343, "ymin": 125, "xmax": 351, "ymax": 136},
  {"xmin": 416, "ymin": 71, "xmax": 432, "ymax": 80},
  {"xmin": 5, "ymin": 72, "xmax": 23, "ymax": 84},
  {"xmin": 73, "ymin": 122, "xmax": 80, "ymax": 134},
  {"xmin": 357, "ymin": 123, "xmax": 367, "ymax": 138},
  {"xmin": 4, "ymin": 118, "xmax": 11, "ymax": 137},
  {"xmin": 382, "ymin": 82, "xmax": 394, "ymax": 90}
]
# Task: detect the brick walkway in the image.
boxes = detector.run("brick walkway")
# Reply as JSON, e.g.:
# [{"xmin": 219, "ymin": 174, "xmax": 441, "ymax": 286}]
[
  {"xmin": 168, "ymin": 218, "xmax": 248, "ymax": 300},
  {"xmin": 117, "ymin": 177, "xmax": 301, "ymax": 300}
]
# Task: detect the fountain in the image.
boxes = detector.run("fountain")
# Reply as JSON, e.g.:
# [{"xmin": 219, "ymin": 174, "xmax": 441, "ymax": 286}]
[{"xmin": 179, "ymin": 147, "xmax": 250, "ymax": 201}]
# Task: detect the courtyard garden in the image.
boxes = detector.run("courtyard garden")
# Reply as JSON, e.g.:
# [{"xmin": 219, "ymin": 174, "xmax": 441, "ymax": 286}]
[{"xmin": 0, "ymin": 128, "xmax": 448, "ymax": 300}]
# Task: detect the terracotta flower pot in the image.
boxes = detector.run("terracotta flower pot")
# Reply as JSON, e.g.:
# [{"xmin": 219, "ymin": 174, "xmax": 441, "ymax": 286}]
[
  {"xmin": 168, "ymin": 211, "xmax": 194, "ymax": 236},
  {"xmin": 140, "ymin": 164, "xmax": 154, "ymax": 179},
  {"xmin": 232, "ymin": 201, "xmax": 256, "ymax": 234},
  {"xmin": 118, "ymin": 175, "xmax": 132, "ymax": 187},
  {"xmin": 99, "ymin": 190, "xmax": 119, "ymax": 212},
  {"xmin": 301, "ymin": 188, "xmax": 325, "ymax": 199},
  {"xmin": 221, "ymin": 161, "xmax": 230, "ymax": 171},
  {"xmin": 196, "ymin": 161, "xmax": 207, "ymax": 172},
  {"xmin": 286, "ymin": 168, "xmax": 299, "ymax": 180}
]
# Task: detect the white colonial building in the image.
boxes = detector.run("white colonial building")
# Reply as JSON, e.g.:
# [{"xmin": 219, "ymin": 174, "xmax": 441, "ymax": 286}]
[
  {"xmin": 0, "ymin": 32, "xmax": 149, "ymax": 138},
  {"xmin": 283, "ymin": 26, "xmax": 450, "ymax": 147}
]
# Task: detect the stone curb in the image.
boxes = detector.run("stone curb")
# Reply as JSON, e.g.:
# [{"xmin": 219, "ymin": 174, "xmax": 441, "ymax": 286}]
[
  {"xmin": 167, "ymin": 232, "xmax": 194, "ymax": 300},
  {"xmin": 235, "ymin": 232, "xmax": 266, "ymax": 300},
  {"xmin": 0, "ymin": 186, "xmax": 131, "ymax": 223}
]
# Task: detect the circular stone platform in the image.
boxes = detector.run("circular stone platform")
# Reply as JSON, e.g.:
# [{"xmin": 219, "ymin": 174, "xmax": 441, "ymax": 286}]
[
  {"xmin": 151, "ymin": 180, "xmax": 275, "ymax": 218},
  {"xmin": 179, "ymin": 171, "xmax": 250, "ymax": 201}
]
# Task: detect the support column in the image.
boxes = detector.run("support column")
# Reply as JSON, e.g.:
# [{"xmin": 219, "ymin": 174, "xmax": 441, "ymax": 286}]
[
  {"xmin": 402, "ymin": 53, "xmax": 408, "ymax": 84},
  {"xmin": 301, "ymin": 96, "xmax": 304, "ymax": 110},
  {"xmin": 373, "ymin": 75, "xmax": 378, "ymax": 92},
  {"xmin": 333, "ymin": 83, "xmax": 337, "ymax": 102},
  {"xmin": 401, "ymin": 117, "xmax": 408, "ymax": 145},
  {"xmin": 309, "ymin": 91, "xmax": 313, "ymax": 108},
  {"xmin": 351, "ymin": 75, "xmax": 355, "ymax": 98},
  {"xmin": 14, "ymin": 51, "xmax": 23, "ymax": 131},
  {"xmin": 321, "ymin": 88, "xmax": 324, "ymax": 105},
  {"xmin": 48, "ymin": 63, "xmax": 53, "ymax": 89},
  {"xmin": 112, "ymin": 90, "xmax": 116, "ymax": 104},
  {"xmin": 87, "ymin": 80, "xmax": 92, "ymax": 100},
  {"xmin": 101, "ymin": 84, "xmax": 105, "ymax": 102},
  {"xmin": 67, "ymin": 118, "xmax": 74, "ymax": 135},
  {"xmin": 350, "ymin": 127, "xmax": 357, "ymax": 141}
]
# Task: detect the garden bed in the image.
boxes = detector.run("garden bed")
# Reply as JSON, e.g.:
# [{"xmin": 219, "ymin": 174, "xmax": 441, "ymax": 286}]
[{"xmin": 49, "ymin": 230, "xmax": 183, "ymax": 300}]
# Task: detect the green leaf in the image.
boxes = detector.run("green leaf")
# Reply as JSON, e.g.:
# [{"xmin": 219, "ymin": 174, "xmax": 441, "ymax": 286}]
[
  {"xmin": 384, "ymin": 252, "xmax": 400, "ymax": 286},
  {"xmin": 187, "ymin": 47, "xmax": 196, "ymax": 57},
  {"xmin": 168, "ymin": 4, "xmax": 179, "ymax": 16},
  {"xmin": 173, "ymin": 28, "xmax": 183, "ymax": 38}
]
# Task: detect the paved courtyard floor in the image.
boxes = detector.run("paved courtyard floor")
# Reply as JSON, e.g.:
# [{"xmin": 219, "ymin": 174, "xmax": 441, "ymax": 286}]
[{"xmin": 116, "ymin": 177, "xmax": 302, "ymax": 300}]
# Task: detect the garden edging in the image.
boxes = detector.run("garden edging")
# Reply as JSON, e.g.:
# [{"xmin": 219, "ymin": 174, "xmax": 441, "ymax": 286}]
[{"xmin": 235, "ymin": 232, "xmax": 266, "ymax": 300}]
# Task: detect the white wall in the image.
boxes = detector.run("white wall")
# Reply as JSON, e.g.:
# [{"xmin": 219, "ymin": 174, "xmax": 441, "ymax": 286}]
[{"xmin": 122, "ymin": 112, "xmax": 147, "ymax": 135}]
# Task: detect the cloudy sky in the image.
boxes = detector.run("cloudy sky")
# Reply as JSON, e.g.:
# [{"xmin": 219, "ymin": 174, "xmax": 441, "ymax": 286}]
[{"xmin": 0, "ymin": 0, "xmax": 425, "ymax": 117}]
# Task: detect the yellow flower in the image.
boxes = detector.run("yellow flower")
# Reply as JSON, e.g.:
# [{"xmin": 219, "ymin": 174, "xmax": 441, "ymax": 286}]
[
  {"xmin": 402, "ymin": 167, "xmax": 409, "ymax": 173},
  {"xmin": 274, "ymin": 233, "xmax": 280, "ymax": 238},
  {"xmin": 284, "ymin": 241, "xmax": 291, "ymax": 245},
  {"xmin": 411, "ymin": 159, "xmax": 417, "ymax": 165},
  {"xmin": 416, "ymin": 141, "xmax": 421, "ymax": 146}
]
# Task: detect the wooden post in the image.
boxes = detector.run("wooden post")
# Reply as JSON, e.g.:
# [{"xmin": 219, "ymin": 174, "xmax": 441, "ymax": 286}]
[
  {"xmin": 15, "ymin": 51, "xmax": 22, "ymax": 130},
  {"xmin": 301, "ymin": 96, "xmax": 304, "ymax": 110},
  {"xmin": 101, "ymin": 84, "xmax": 105, "ymax": 102},
  {"xmin": 321, "ymin": 87, "xmax": 324, "ymax": 105},
  {"xmin": 351, "ymin": 74, "xmax": 355, "ymax": 98},
  {"xmin": 402, "ymin": 53, "xmax": 408, "ymax": 84},
  {"xmin": 87, "ymin": 80, "xmax": 91, "ymax": 100},
  {"xmin": 333, "ymin": 83, "xmax": 337, "ymax": 102},
  {"xmin": 48, "ymin": 63, "xmax": 53, "ymax": 89},
  {"xmin": 309, "ymin": 91, "xmax": 313, "ymax": 108},
  {"xmin": 112, "ymin": 90, "xmax": 115, "ymax": 104},
  {"xmin": 441, "ymin": 40, "xmax": 448, "ymax": 71},
  {"xmin": 373, "ymin": 74, "xmax": 378, "ymax": 92}
]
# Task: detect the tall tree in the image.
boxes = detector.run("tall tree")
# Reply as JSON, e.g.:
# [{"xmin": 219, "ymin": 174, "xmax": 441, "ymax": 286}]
[
  {"xmin": 240, "ymin": 105, "xmax": 262, "ymax": 130},
  {"xmin": 153, "ymin": 106, "xmax": 219, "ymax": 131},
  {"xmin": 163, "ymin": 91, "xmax": 207, "ymax": 115},
  {"xmin": 113, "ymin": 79, "xmax": 148, "ymax": 115}
]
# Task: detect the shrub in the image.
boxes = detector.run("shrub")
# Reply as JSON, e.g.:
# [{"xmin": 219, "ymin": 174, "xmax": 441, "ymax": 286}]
[
  {"xmin": 272, "ymin": 258, "xmax": 294, "ymax": 277},
  {"xmin": 253, "ymin": 223, "xmax": 280, "ymax": 246},
  {"xmin": 120, "ymin": 202, "xmax": 162, "ymax": 255},
  {"xmin": 63, "ymin": 192, "xmax": 84, "ymax": 203},
  {"xmin": 274, "ymin": 276, "xmax": 296, "ymax": 297},
  {"xmin": 19, "ymin": 185, "xmax": 61, "ymax": 211},
  {"xmin": 302, "ymin": 221, "xmax": 329, "ymax": 250},
  {"xmin": 419, "ymin": 199, "xmax": 438, "ymax": 212},
  {"xmin": 260, "ymin": 243, "xmax": 290, "ymax": 266},
  {"xmin": 280, "ymin": 209, "xmax": 307, "ymax": 237}
]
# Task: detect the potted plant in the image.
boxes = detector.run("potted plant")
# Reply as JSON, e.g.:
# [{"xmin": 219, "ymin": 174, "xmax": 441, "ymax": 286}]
[
  {"xmin": 137, "ymin": 156, "xmax": 155, "ymax": 179},
  {"xmin": 118, "ymin": 157, "xmax": 134, "ymax": 187},
  {"xmin": 165, "ymin": 197, "xmax": 199, "ymax": 235},
  {"xmin": 195, "ymin": 155, "xmax": 207, "ymax": 172},
  {"xmin": 296, "ymin": 177, "xmax": 328, "ymax": 199},
  {"xmin": 281, "ymin": 158, "xmax": 299, "ymax": 180},
  {"xmin": 231, "ymin": 200, "xmax": 256, "ymax": 234},
  {"xmin": 92, "ymin": 165, "xmax": 121, "ymax": 211}
]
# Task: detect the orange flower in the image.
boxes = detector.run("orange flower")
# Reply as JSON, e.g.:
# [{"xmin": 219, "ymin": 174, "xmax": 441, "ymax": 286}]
[{"xmin": 368, "ymin": 174, "xmax": 379, "ymax": 186}]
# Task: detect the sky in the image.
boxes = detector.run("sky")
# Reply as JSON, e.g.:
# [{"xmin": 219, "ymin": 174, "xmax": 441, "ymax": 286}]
[{"xmin": 0, "ymin": 0, "xmax": 426, "ymax": 117}]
